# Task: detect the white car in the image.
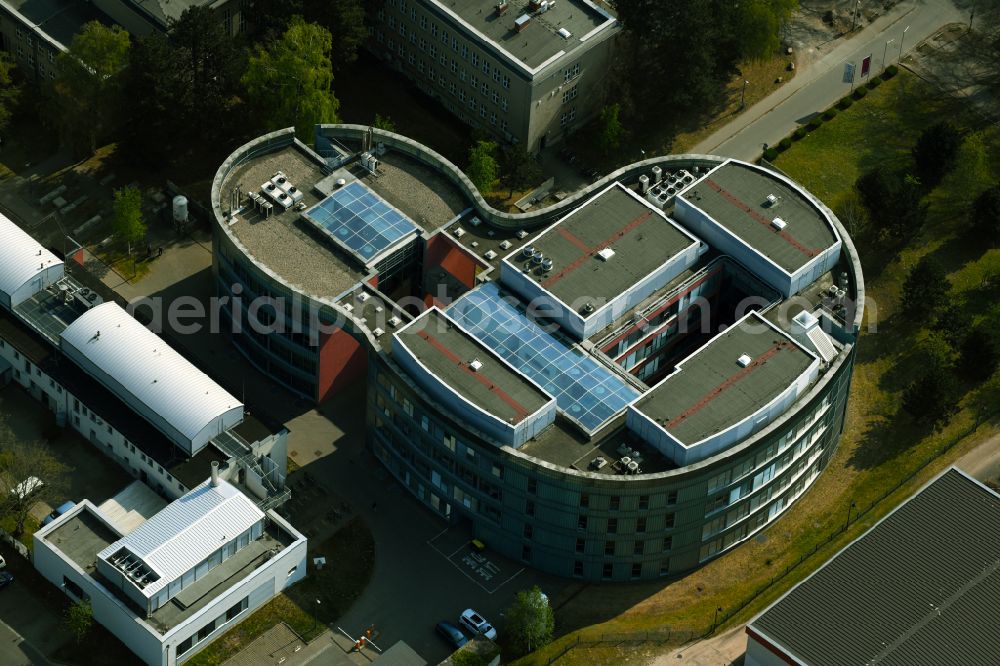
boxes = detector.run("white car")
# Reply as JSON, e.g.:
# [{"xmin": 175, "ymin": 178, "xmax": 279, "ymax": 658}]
[{"xmin": 459, "ymin": 608, "xmax": 497, "ymax": 641}]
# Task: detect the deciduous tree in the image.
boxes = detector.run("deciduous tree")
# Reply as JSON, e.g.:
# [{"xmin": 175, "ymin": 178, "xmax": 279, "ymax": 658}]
[
  {"xmin": 598, "ymin": 103, "xmax": 624, "ymax": 155},
  {"xmin": 467, "ymin": 140, "xmax": 498, "ymax": 192},
  {"xmin": 243, "ymin": 16, "xmax": 341, "ymax": 138},
  {"xmin": 113, "ymin": 186, "xmax": 145, "ymax": 255},
  {"xmin": 0, "ymin": 431, "xmax": 70, "ymax": 536},
  {"xmin": 50, "ymin": 22, "xmax": 130, "ymax": 153},
  {"xmin": 65, "ymin": 599, "xmax": 93, "ymax": 644},
  {"xmin": 912, "ymin": 121, "xmax": 961, "ymax": 189},
  {"xmin": 970, "ymin": 185, "xmax": 1000, "ymax": 245},
  {"xmin": 902, "ymin": 363, "xmax": 960, "ymax": 429},
  {"xmin": 504, "ymin": 586, "xmax": 554, "ymax": 657},
  {"xmin": 901, "ymin": 257, "xmax": 949, "ymax": 320},
  {"xmin": 500, "ymin": 144, "xmax": 542, "ymax": 198}
]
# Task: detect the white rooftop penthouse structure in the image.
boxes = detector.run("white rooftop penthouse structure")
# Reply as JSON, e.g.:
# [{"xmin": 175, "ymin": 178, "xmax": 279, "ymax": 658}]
[
  {"xmin": 60, "ymin": 302, "xmax": 245, "ymax": 455},
  {"xmin": 0, "ymin": 212, "xmax": 63, "ymax": 310}
]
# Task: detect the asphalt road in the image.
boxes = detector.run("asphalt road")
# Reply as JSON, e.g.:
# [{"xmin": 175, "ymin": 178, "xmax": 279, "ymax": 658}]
[{"xmin": 694, "ymin": 0, "xmax": 965, "ymax": 160}]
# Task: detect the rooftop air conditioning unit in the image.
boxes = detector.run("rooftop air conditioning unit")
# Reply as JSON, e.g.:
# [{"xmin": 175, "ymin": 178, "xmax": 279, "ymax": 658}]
[
  {"xmin": 373, "ymin": 328, "xmax": 384, "ymax": 338},
  {"xmin": 453, "ymin": 227, "xmax": 466, "ymax": 238},
  {"xmin": 514, "ymin": 14, "xmax": 531, "ymax": 31},
  {"xmin": 388, "ymin": 316, "xmax": 401, "ymax": 327},
  {"xmin": 766, "ymin": 194, "xmax": 778, "ymax": 206},
  {"xmin": 737, "ymin": 354, "xmax": 752, "ymax": 367},
  {"xmin": 597, "ymin": 248, "xmax": 616, "ymax": 261},
  {"xmin": 484, "ymin": 250, "xmax": 498, "ymax": 260},
  {"xmin": 343, "ymin": 303, "xmax": 354, "ymax": 313},
  {"xmin": 500, "ymin": 240, "xmax": 512, "ymax": 250},
  {"xmin": 469, "ymin": 358, "xmax": 484, "ymax": 372},
  {"xmin": 468, "ymin": 216, "xmax": 482, "ymax": 227},
  {"xmin": 583, "ymin": 302, "xmax": 596, "ymax": 314},
  {"xmin": 771, "ymin": 217, "xmax": 787, "ymax": 231},
  {"xmin": 357, "ymin": 292, "xmax": 370, "ymax": 302},
  {"xmin": 516, "ymin": 230, "xmax": 529, "ymax": 239}
]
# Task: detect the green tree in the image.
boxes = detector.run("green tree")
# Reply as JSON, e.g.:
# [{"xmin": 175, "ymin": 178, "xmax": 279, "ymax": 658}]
[
  {"xmin": 598, "ymin": 103, "xmax": 624, "ymax": 155},
  {"xmin": 912, "ymin": 121, "xmax": 962, "ymax": 188},
  {"xmin": 373, "ymin": 113, "xmax": 396, "ymax": 132},
  {"xmin": 971, "ymin": 368, "xmax": 1000, "ymax": 423},
  {"xmin": 855, "ymin": 169, "xmax": 926, "ymax": 241},
  {"xmin": 113, "ymin": 186, "xmax": 145, "ymax": 255},
  {"xmin": 50, "ymin": 22, "xmax": 131, "ymax": 153},
  {"xmin": 732, "ymin": 0, "xmax": 798, "ymax": 61},
  {"xmin": 902, "ymin": 363, "xmax": 960, "ymax": 429},
  {"xmin": 466, "ymin": 140, "xmax": 499, "ymax": 192},
  {"xmin": 303, "ymin": 0, "xmax": 367, "ymax": 68},
  {"xmin": 65, "ymin": 599, "xmax": 93, "ymax": 644},
  {"xmin": 970, "ymin": 185, "xmax": 1000, "ymax": 245},
  {"xmin": 504, "ymin": 586, "xmax": 554, "ymax": 657},
  {"xmin": 243, "ymin": 16, "xmax": 341, "ymax": 138},
  {"xmin": 0, "ymin": 52, "xmax": 20, "ymax": 133},
  {"xmin": 500, "ymin": 144, "xmax": 542, "ymax": 198},
  {"xmin": 0, "ymin": 430, "xmax": 70, "ymax": 536},
  {"xmin": 901, "ymin": 257, "xmax": 949, "ymax": 320}
]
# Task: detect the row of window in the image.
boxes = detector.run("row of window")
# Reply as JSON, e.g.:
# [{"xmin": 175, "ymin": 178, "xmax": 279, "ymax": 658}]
[{"xmin": 176, "ymin": 596, "xmax": 249, "ymax": 656}]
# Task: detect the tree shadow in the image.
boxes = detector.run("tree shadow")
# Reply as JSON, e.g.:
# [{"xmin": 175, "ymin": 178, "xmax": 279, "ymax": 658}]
[{"xmin": 845, "ymin": 409, "xmax": 935, "ymax": 471}]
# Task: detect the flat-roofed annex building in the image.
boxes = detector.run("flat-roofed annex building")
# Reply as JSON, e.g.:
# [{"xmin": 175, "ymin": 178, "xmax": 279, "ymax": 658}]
[
  {"xmin": 369, "ymin": 0, "xmax": 620, "ymax": 151},
  {"xmin": 745, "ymin": 468, "xmax": 1000, "ymax": 666},
  {"xmin": 34, "ymin": 475, "xmax": 307, "ymax": 666}
]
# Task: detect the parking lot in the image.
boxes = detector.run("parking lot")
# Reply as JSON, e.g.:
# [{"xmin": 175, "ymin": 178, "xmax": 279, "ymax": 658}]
[{"xmin": 428, "ymin": 528, "xmax": 525, "ymax": 595}]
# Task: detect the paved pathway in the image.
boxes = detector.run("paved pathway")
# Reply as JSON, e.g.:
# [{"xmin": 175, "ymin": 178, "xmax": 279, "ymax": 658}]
[{"xmin": 693, "ymin": 0, "xmax": 964, "ymax": 160}]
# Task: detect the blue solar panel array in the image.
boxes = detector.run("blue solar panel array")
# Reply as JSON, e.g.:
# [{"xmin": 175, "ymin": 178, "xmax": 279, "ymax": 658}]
[
  {"xmin": 449, "ymin": 282, "xmax": 642, "ymax": 432},
  {"xmin": 305, "ymin": 181, "xmax": 418, "ymax": 261}
]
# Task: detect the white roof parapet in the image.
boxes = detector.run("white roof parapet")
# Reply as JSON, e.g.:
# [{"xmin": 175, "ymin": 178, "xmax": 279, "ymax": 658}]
[
  {"xmin": 0, "ymin": 213, "xmax": 64, "ymax": 309},
  {"xmin": 97, "ymin": 479, "xmax": 264, "ymax": 599},
  {"xmin": 59, "ymin": 302, "xmax": 244, "ymax": 454}
]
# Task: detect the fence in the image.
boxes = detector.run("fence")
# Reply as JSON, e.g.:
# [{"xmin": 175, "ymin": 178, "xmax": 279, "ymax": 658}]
[
  {"xmin": 548, "ymin": 410, "xmax": 998, "ymax": 663},
  {"xmin": 0, "ymin": 530, "xmax": 30, "ymax": 558}
]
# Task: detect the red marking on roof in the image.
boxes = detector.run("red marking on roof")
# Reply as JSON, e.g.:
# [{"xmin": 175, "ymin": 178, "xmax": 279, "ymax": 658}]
[
  {"xmin": 542, "ymin": 210, "xmax": 654, "ymax": 289},
  {"xmin": 417, "ymin": 330, "xmax": 530, "ymax": 423},
  {"xmin": 662, "ymin": 341, "xmax": 791, "ymax": 432},
  {"xmin": 557, "ymin": 227, "xmax": 591, "ymax": 254},
  {"xmin": 703, "ymin": 179, "xmax": 820, "ymax": 259}
]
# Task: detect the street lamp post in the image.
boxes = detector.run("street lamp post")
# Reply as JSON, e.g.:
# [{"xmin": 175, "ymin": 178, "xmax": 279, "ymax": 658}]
[
  {"xmin": 740, "ymin": 80, "xmax": 749, "ymax": 109},
  {"xmin": 882, "ymin": 39, "xmax": 894, "ymax": 73},
  {"xmin": 310, "ymin": 599, "xmax": 322, "ymax": 635},
  {"xmin": 845, "ymin": 501, "xmax": 857, "ymax": 529},
  {"xmin": 898, "ymin": 25, "xmax": 909, "ymax": 63},
  {"xmin": 712, "ymin": 606, "xmax": 723, "ymax": 631},
  {"xmin": 852, "ymin": 1, "xmax": 861, "ymax": 32}
]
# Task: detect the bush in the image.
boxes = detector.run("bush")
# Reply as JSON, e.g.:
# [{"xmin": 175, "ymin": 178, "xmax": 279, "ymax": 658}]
[
  {"xmin": 853, "ymin": 86, "xmax": 868, "ymax": 99},
  {"xmin": 793, "ymin": 127, "xmax": 807, "ymax": 140},
  {"xmin": 822, "ymin": 108, "xmax": 838, "ymax": 121},
  {"xmin": 866, "ymin": 77, "xmax": 881, "ymax": 89},
  {"xmin": 762, "ymin": 147, "xmax": 779, "ymax": 161},
  {"xmin": 882, "ymin": 64, "xmax": 899, "ymax": 79},
  {"xmin": 778, "ymin": 137, "xmax": 792, "ymax": 150},
  {"xmin": 807, "ymin": 117, "xmax": 822, "ymax": 130},
  {"xmin": 838, "ymin": 96, "xmax": 854, "ymax": 110}
]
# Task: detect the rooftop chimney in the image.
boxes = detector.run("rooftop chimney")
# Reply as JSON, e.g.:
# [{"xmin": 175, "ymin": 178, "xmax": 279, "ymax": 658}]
[{"xmin": 211, "ymin": 461, "xmax": 220, "ymax": 487}]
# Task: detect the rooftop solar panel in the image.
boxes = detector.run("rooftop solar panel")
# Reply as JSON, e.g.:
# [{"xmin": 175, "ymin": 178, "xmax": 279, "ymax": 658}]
[
  {"xmin": 449, "ymin": 282, "xmax": 641, "ymax": 433},
  {"xmin": 304, "ymin": 181, "xmax": 418, "ymax": 263}
]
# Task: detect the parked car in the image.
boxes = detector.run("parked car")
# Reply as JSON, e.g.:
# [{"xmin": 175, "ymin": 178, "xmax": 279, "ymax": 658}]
[
  {"xmin": 41, "ymin": 500, "xmax": 77, "ymax": 527},
  {"xmin": 0, "ymin": 572, "xmax": 13, "ymax": 589},
  {"xmin": 459, "ymin": 609, "xmax": 497, "ymax": 641},
  {"xmin": 435, "ymin": 621, "xmax": 468, "ymax": 649}
]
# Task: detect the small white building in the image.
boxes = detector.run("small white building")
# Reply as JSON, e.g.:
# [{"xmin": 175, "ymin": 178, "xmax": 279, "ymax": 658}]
[
  {"xmin": 0, "ymin": 213, "xmax": 63, "ymax": 310},
  {"xmin": 34, "ymin": 476, "xmax": 307, "ymax": 666}
]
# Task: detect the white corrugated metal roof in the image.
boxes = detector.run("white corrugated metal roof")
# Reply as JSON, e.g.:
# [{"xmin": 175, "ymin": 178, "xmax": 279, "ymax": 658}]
[
  {"xmin": 59, "ymin": 302, "xmax": 243, "ymax": 446},
  {"xmin": 0, "ymin": 213, "xmax": 62, "ymax": 304},
  {"xmin": 97, "ymin": 479, "xmax": 264, "ymax": 598}
]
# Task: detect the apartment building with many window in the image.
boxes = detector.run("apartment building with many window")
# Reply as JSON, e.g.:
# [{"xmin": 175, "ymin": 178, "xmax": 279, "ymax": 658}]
[{"xmin": 369, "ymin": 0, "xmax": 620, "ymax": 151}]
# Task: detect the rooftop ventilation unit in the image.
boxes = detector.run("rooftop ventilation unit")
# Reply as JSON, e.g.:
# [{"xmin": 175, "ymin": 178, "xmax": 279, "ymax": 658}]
[
  {"xmin": 771, "ymin": 217, "xmax": 787, "ymax": 231},
  {"xmin": 357, "ymin": 292, "xmax": 370, "ymax": 302},
  {"xmin": 522, "ymin": 245, "xmax": 535, "ymax": 259},
  {"xmin": 597, "ymin": 248, "xmax": 616, "ymax": 261},
  {"xmin": 558, "ymin": 27, "xmax": 572, "ymax": 39},
  {"xmin": 766, "ymin": 193, "xmax": 779, "ymax": 207},
  {"xmin": 469, "ymin": 358, "xmax": 484, "ymax": 372},
  {"xmin": 516, "ymin": 230, "xmax": 529, "ymax": 239},
  {"xmin": 514, "ymin": 13, "xmax": 531, "ymax": 31},
  {"xmin": 373, "ymin": 328, "xmax": 384, "ymax": 338},
  {"xmin": 737, "ymin": 354, "xmax": 753, "ymax": 367},
  {"xmin": 639, "ymin": 174, "xmax": 650, "ymax": 194},
  {"xmin": 583, "ymin": 302, "xmax": 596, "ymax": 314},
  {"xmin": 541, "ymin": 258, "xmax": 554, "ymax": 272},
  {"xmin": 496, "ymin": 0, "xmax": 509, "ymax": 14},
  {"xmin": 531, "ymin": 251, "xmax": 544, "ymax": 265},
  {"xmin": 651, "ymin": 166, "xmax": 663, "ymax": 183},
  {"xmin": 342, "ymin": 303, "xmax": 354, "ymax": 313},
  {"xmin": 452, "ymin": 227, "xmax": 466, "ymax": 238},
  {"xmin": 484, "ymin": 249, "xmax": 498, "ymax": 260},
  {"xmin": 388, "ymin": 316, "xmax": 401, "ymax": 327},
  {"xmin": 468, "ymin": 216, "xmax": 482, "ymax": 227},
  {"xmin": 500, "ymin": 240, "xmax": 512, "ymax": 250}
]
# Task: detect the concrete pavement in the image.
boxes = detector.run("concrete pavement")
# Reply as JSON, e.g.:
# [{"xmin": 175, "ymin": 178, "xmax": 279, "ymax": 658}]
[
  {"xmin": 954, "ymin": 430, "xmax": 1000, "ymax": 483},
  {"xmin": 693, "ymin": 0, "xmax": 964, "ymax": 160}
]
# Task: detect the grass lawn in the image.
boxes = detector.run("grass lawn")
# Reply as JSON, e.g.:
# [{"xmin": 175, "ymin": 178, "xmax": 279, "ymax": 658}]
[
  {"xmin": 518, "ymin": 71, "xmax": 1000, "ymax": 666},
  {"xmin": 187, "ymin": 517, "xmax": 375, "ymax": 666}
]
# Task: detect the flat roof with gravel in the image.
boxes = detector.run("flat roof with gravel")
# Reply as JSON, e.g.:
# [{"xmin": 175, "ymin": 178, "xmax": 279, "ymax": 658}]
[
  {"xmin": 683, "ymin": 162, "xmax": 838, "ymax": 273},
  {"xmin": 634, "ymin": 313, "xmax": 816, "ymax": 445},
  {"xmin": 509, "ymin": 184, "xmax": 697, "ymax": 314},
  {"xmin": 395, "ymin": 309, "xmax": 551, "ymax": 424}
]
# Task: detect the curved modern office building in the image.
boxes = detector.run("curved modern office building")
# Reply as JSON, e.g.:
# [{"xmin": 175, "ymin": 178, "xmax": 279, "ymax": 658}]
[{"xmin": 211, "ymin": 125, "xmax": 865, "ymax": 581}]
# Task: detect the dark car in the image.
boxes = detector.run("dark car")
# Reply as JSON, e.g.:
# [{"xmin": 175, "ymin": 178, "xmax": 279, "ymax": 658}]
[
  {"xmin": 0, "ymin": 572, "xmax": 14, "ymax": 589},
  {"xmin": 435, "ymin": 621, "xmax": 468, "ymax": 649}
]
